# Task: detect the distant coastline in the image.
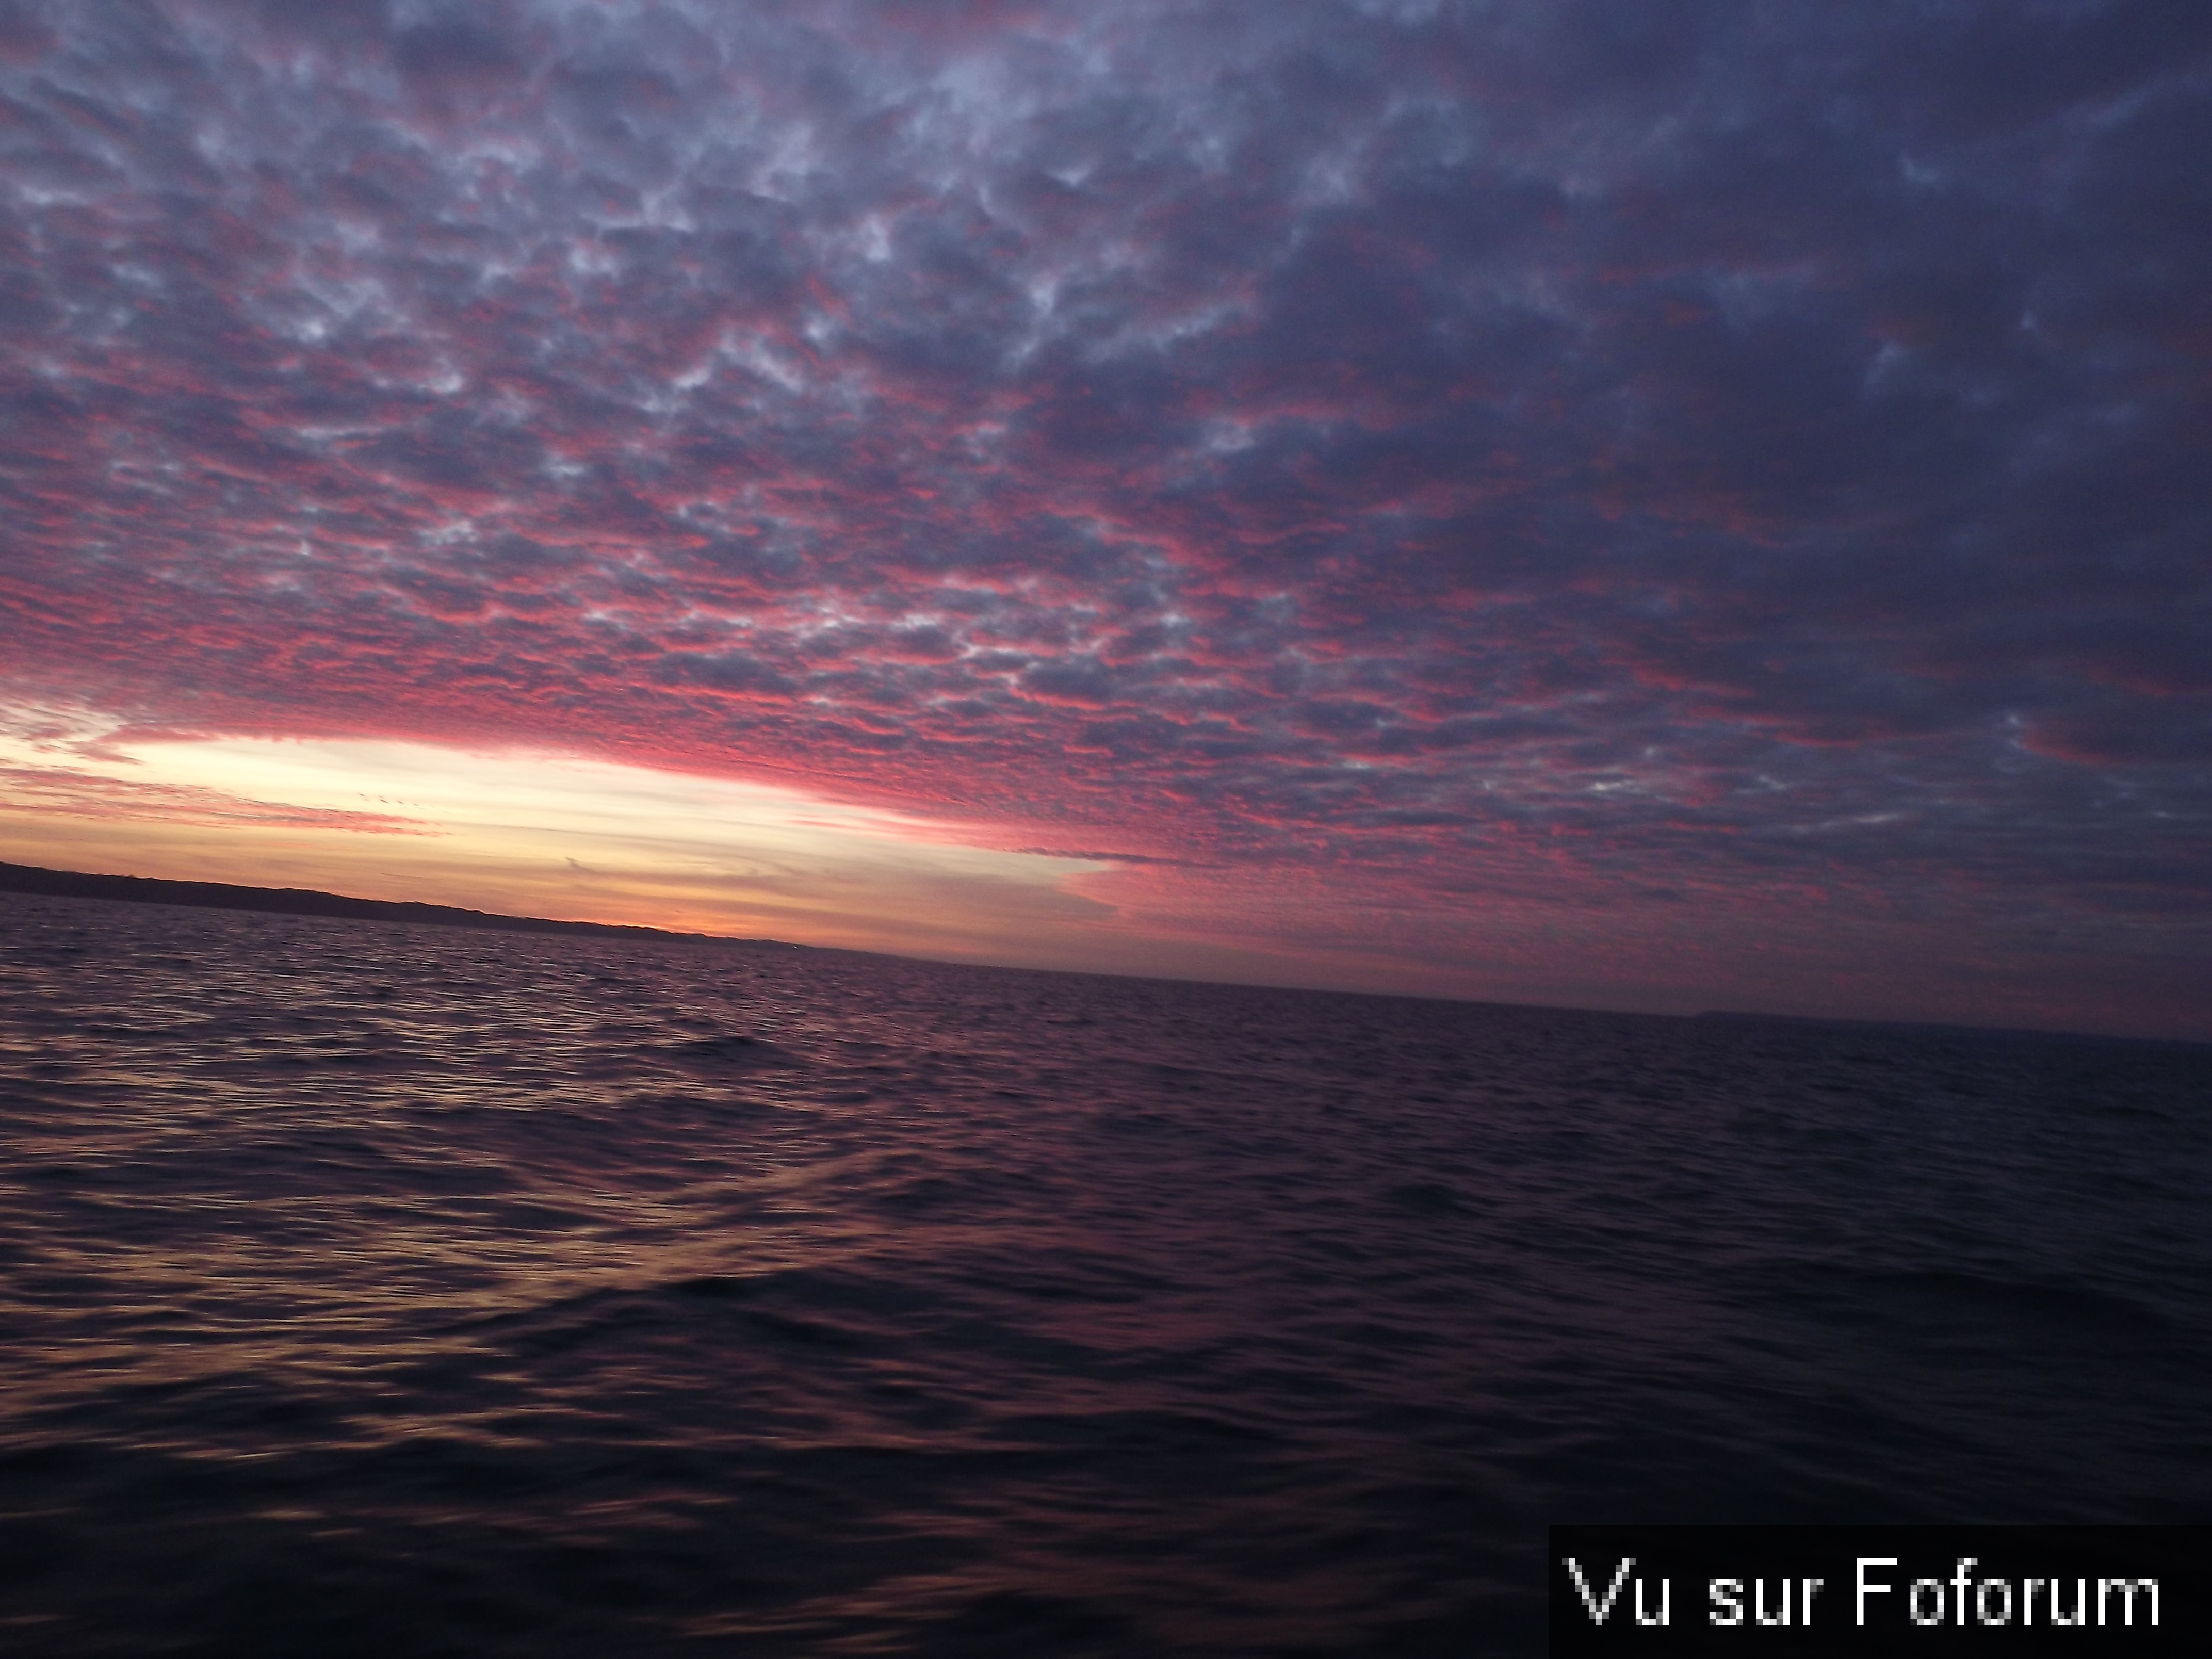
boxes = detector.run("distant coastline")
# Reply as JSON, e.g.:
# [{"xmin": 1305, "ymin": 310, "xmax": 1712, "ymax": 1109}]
[
  {"xmin": 5, "ymin": 859, "xmax": 2200, "ymax": 1050},
  {"xmin": 0, "ymin": 860, "xmax": 801, "ymax": 951}
]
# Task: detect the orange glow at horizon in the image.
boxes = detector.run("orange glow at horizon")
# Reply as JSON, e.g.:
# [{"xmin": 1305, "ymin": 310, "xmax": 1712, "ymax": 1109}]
[{"xmin": 0, "ymin": 706, "xmax": 1364, "ymax": 990}]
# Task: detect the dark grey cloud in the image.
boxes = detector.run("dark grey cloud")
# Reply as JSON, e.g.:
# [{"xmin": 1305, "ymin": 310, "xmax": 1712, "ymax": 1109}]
[{"xmin": 0, "ymin": 0, "xmax": 2206, "ymax": 1024}]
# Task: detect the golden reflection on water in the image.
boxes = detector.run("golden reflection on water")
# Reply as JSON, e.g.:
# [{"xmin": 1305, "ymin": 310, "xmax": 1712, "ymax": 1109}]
[{"xmin": 3, "ymin": 892, "xmax": 2208, "ymax": 1653}]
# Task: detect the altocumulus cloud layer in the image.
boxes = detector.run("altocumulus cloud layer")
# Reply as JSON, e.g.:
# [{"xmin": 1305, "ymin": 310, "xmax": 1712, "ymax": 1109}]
[{"xmin": 1, "ymin": 1, "xmax": 2208, "ymax": 1031}]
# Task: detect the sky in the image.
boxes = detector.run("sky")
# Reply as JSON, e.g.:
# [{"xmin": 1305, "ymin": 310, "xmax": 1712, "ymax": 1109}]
[{"xmin": 1, "ymin": 1, "xmax": 2207, "ymax": 1038}]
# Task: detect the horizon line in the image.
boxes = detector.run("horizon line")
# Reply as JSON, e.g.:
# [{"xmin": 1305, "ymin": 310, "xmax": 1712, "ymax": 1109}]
[{"xmin": 5, "ymin": 858, "xmax": 2201, "ymax": 1055}]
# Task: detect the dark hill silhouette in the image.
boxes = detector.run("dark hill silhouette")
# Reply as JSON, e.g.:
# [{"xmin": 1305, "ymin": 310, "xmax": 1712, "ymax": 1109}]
[{"xmin": 0, "ymin": 860, "xmax": 799, "ymax": 950}]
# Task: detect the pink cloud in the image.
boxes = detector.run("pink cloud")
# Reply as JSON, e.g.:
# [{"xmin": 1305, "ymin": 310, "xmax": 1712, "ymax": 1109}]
[{"xmin": 0, "ymin": 764, "xmax": 438, "ymax": 836}]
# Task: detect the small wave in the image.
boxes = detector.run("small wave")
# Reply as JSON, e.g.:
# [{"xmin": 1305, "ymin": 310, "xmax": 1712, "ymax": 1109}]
[
  {"xmin": 1748, "ymin": 1261, "xmax": 2176, "ymax": 1340},
  {"xmin": 662, "ymin": 1034, "xmax": 801, "ymax": 1070},
  {"xmin": 1382, "ymin": 1180, "xmax": 1473, "ymax": 1214}
]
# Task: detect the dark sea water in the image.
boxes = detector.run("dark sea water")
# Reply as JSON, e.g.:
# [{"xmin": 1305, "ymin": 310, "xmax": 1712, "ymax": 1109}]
[{"xmin": 1, "ymin": 892, "xmax": 2207, "ymax": 1656}]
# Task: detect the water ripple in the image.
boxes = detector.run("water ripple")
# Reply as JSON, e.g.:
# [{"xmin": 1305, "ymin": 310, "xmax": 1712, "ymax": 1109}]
[{"xmin": 1, "ymin": 892, "xmax": 2207, "ymax": 1654}]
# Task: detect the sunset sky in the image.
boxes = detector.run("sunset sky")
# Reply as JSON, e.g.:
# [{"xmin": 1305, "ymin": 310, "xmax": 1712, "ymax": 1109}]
[{"xmin": 2, "ymin": 2, "xmax": 2207, "ymax": 1037}]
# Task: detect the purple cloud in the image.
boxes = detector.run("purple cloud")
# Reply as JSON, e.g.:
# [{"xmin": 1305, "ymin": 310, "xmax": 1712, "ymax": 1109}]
[{"xmin": 1, "ymin": 1, "xmax": 2207, "ymax": 1030}]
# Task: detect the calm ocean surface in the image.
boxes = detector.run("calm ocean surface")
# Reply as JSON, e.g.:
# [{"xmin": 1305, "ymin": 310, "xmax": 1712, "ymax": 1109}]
[{"xmin": 1, "ymin": 892, "xmax": 2206, "ymax": 1655}]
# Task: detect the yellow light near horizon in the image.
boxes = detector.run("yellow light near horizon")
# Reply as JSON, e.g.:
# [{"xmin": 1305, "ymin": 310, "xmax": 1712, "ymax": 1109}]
[
  {"xmin": 0, "ymin": 715, "xmax": 1115, "ymax": 959},
  {"xmin": 0, "ymin": 706, "xmax": 1427, "ymax": 995},
  {"xmin": 119, "ymin": 733, "xmax": 1034, "ymax": 870}
]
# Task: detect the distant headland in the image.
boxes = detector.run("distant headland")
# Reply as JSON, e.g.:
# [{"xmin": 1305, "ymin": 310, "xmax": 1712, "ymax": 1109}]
[{"xmin": 0, "ymin": 860, "xmax": 802, "ymax": 950}]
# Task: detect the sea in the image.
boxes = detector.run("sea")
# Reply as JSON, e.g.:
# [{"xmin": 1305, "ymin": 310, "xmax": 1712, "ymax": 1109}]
[{"xmin": 1, "ymin": 890, "xmax": 2206, "ymax": 1656}]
